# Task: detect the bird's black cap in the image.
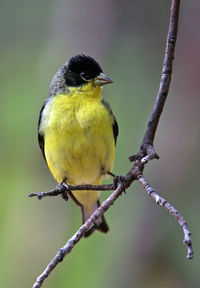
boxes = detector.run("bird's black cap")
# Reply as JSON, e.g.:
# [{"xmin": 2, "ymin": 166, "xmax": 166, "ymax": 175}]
[{"xmin": 64, "ymin": 55, "xmax": 103, "ymax": 87}]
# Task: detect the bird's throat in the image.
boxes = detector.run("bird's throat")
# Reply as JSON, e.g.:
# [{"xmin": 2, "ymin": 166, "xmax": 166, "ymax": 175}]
[{"xmin": 68, "ymin": 82, "xmax": 103, "ymax": 100}]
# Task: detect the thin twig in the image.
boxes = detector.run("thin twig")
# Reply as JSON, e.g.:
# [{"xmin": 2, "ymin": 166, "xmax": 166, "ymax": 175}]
[
  {"xmin": 31, "ymin": 1, "xmax": 193, "ymax": 287},
  {"xmin": 137, "ymin": 175, "xmax": 193, "ymax": 260},
  {"xmin": 130, "ymin": 0, "xmax": 180, "ymax": 163},
  {"xmin": 32, "ymin": 183, "xmax": 124, "ymax": 288},
  {"xmin": 29, "ymin": 183, "xmax": 114, "ymax": 200}
]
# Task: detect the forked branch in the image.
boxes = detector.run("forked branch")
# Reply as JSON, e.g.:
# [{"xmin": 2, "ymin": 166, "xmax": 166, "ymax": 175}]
[{"xmin": 31, "ymin": 1, "xmax": 193, "ymax": 287}]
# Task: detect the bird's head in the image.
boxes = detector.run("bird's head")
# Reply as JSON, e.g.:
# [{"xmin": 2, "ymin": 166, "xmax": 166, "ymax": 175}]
[{"xmin": 50, "ymin": 55, "xmax": 113, "ymax": 97}]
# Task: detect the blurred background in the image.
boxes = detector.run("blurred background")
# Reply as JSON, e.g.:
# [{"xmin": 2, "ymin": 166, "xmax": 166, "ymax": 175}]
[{"xmin": 1, "ymin": 0, "xmax": 200, "ymax": 287}]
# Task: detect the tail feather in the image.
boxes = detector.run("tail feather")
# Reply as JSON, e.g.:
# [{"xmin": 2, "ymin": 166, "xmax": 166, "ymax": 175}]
[{"xmin": 82, "ymin": 200, "xmax": 109, "ymax": 237}]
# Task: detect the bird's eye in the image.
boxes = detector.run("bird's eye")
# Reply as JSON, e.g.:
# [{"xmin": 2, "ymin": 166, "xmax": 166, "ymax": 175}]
[{"xmin": 80, "ymin": 72, "xmax": 90, "ymax": 82}]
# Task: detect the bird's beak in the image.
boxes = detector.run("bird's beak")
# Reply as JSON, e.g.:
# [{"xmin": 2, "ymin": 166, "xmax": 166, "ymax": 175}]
[{"xmin": 94, "ymin": 73, "xmax": 113, "ymax": 86}]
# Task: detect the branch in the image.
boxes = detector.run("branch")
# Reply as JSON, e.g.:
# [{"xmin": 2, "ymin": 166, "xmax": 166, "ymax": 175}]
[
  {"xmin": 137, "ymin": 175, "xmax": 193, "ymax": 259},
  {"xmin": 29, "ymin": 183, "xmax": 114, "ymax": 200},
  {"xmin": 31, "ymin": 1, "xmax": 193, "ymax": 287},
  {"xmin": 130, "ymin": 0, "xmax": 180, "ymax": 163},
  {"xmin": 32, "ymin": 183, "xmax": 125, "ymax": 288}
]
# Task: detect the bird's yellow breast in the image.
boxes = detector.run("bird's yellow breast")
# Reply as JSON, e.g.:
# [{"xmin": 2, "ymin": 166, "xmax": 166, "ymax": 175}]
[{"xmin": 40, "ymin": 85, "xmax": 115, "ymax": 186}]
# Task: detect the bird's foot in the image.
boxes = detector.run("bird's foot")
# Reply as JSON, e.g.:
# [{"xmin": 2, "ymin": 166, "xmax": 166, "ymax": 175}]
[
  {"xmin": 56, "ymin": 181, "xmax": 69, "ymax": 201},
  {"xmin": 107, "ymin": 172, "xmax": 126, "ymax": 193}
]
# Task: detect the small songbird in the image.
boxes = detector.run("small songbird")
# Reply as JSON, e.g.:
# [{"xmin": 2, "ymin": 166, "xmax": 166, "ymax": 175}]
[{"xmin": 38, "ymin": 55, "xmax": 118, "ymax": 237}]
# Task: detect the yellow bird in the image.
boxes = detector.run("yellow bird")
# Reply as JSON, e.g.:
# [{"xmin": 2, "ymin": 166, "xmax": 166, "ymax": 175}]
[{"xmin": 38, "ymin": 55, "xmax": 118, "ymax": 237}]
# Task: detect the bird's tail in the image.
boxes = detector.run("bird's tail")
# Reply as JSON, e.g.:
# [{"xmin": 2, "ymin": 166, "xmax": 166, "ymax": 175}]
[{"xmin": 82, "ymin": 199, "xmax": 109, "ymax": 237}]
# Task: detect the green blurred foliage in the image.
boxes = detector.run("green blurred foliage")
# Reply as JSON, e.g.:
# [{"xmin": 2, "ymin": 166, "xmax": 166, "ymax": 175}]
[{"xmin": 0, "ymin": 0, "xmax": 200, "ymax": 287}]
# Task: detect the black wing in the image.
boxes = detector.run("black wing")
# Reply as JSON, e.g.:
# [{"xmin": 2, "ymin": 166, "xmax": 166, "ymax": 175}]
[
  {"xmin": 102, "ymin": 99, "xmax": 119, "ymax": 145},
  {"xmin": 38, "ymin": 103, "xmax": 46, "ymax": 161}
]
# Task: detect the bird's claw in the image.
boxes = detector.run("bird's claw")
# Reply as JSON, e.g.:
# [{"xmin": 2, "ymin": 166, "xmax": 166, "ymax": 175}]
[
  {"xmin": 56, "ymin": 182, "xmax": 69, "ymax": 201},
  {"xmin": 113, "ymin": 175, "xmax": 126, "ymax": 193}
]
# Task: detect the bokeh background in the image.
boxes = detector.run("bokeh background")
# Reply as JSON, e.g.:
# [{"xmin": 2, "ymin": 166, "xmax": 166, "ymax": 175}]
[{"xmin": 1, "ymin": 0, "xmax": 200, "ymax": 287}]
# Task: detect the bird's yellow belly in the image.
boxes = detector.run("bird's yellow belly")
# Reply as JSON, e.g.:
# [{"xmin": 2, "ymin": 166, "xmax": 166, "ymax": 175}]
[
  {"xmin": 45, "ymin": 125, "xmax": 114, "ymax": 185},
  {"xmin": 42, "ymin": 94, "xmax": 115, "ymax": 186}
]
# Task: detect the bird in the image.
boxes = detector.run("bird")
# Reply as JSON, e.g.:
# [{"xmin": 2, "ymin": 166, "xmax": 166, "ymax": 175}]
[{"xmin": 38, "ymin": 55, "xmax": 118, "ymax": 237}]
